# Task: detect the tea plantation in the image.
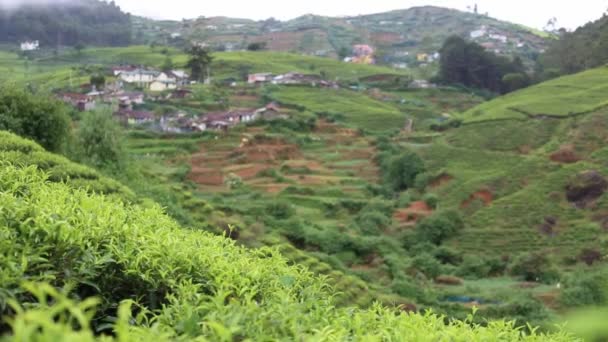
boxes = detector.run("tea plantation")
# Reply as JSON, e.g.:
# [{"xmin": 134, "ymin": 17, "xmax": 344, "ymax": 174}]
[{"xmin": 0, "ymin": 132, "xmax": 577, "ymax": 340}]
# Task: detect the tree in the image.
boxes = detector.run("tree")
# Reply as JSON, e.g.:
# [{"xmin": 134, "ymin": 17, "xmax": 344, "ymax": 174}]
[
  {"xmin": 385, "ymin": 151, "xmax": 425, "ymax": 192},
  {"xmin": 338, "ymin": 47, "xmax": 350, "ymax": 60},
  {"xmin": 438, "ymin": 35, "xmax": 529, "ymax": 93},
  {"xmin": 0, "ymin": 86, "xmax": 70, "ymax": 152},
  {"xmin": 185, "ymin": 45, "xmax": 214, "ymax": 83},
  {"xmin": 502, "ymin": 73, "xmax": 529, "ymax": 93},
  {"xmin": 247, "ymin": 42, "xmax": 267, "ymax": 51},
  {"xmin": 414, "ymin": 210, "xmax": 464, "ymax": 245},
  {"xmin": 74, "ymin": 43, "xmax": 85, "ymax": 56},
  {"xmin": 90, "ymin": 74, "xmax": 106, "ymax": 90},
  {"xmin": 162, "ymin": 56, "xmax": 174, "ymax": 72},
  {"xmin": 74, "ymin": 109, "xmax": 126, "ymax": 171}
]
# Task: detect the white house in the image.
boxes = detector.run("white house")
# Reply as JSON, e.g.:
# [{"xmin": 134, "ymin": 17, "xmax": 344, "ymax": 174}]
[
  {"xmin": 20, "ymin": 40, "xmax": 39, "ymax": 51},
  {"xmin": 120, "ymin": 69, "xmax": 160, "ymax": 85},
  {"xmin": 470, "ymin": 26, "xmax": 487, "ymax": 39},
  {"xmin": 150, "ymin": 80, "xmax": 177, "ymax": 92},
  {"xmin": 489, "ymin": 34, "xmax": 508, "ymax": 43}
]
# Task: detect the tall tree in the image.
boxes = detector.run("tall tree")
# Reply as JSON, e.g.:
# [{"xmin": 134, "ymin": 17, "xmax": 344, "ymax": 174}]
[{"xmin": 185, "ymin": 45, "xmax": 214, "ymax": 83}]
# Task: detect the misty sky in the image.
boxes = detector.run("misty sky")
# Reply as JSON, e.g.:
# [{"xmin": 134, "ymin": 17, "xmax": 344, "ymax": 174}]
[{"xmin": 1, "ymin": 0, "xmax": 606, "ymax": 29}]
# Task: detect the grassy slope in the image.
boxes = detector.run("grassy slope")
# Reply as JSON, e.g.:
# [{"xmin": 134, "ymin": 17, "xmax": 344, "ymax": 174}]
[
  {"xmin": 0, "ymin": 131, "xmax": 575, "ymax": 341},
  {"xmin": 412, "ymin": 67, "xmax": 608, "ymax": 256},
  {"xmin": 271, "ymin": 87, "xmax": 405, "ymax": 132},
  {"xmin": 460, "ymin": 66, "xmax": 608, "ymax": 122}
]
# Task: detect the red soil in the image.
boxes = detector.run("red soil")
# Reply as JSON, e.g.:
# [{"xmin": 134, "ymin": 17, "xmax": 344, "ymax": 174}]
[
  {"xmin": 550, "ymin": 146, "xmax": 581, "ymax": 164},
  {"xmin": 393, "ymin": 201, "xmax": 433, "ymax": 227},
  {"xmin": 460, "ymin": 190, "xmax": 494, "ymax": 209},
  {"xmin": 188, "ymin": 168, "xmax": 224, "ymax": 186},
  {"xmin": 232, "ymin": 165, "xmax": 270, "ymax": 180}
]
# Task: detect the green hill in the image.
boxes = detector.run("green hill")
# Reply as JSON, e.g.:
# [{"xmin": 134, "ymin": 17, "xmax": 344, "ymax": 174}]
[
  {"xmin": 407, "ymin": 67, "xmax": 608, "ymax": 258},
  {"xmin": 460, "ymin": 66, "xmax": 608, "ymax": 123},
  {"xmin": 0, "ymin": 131, "xmax": 575, "ymax": 340},
  {"xmin": 140, "ymin": 6, "xmax": 548, "ymax": 67}
]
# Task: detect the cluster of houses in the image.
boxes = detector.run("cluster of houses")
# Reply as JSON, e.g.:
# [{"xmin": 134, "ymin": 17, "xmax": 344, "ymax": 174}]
[
  {"xmin": 114, "ymin": 102, "xmax": 289, "ymax": 134},
  {"xmin": 111, "ymin": 66, "xmax": 190, "ymax": 92},
  {"xmin": 20, "ymin": 40, "xmax": 40, "ymax": 51},
  {"xmin": 247, "ymin": 72, "xmax": 338, "ymax": 88},
  {"xmin": 344, "ymin": 44, "xmax": 376, "ymax": 65}
]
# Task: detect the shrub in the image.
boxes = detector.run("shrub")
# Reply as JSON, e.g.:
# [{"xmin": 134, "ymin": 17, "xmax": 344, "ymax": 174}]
[
  {"xmin": 560, "ymin": 269, "xmax": 608, "ymax": 307},
  {"xmin": 73, "ymin": 109, "xmax": 127, "ymax": 171},
  {"xmin": 414, "ymin": 210, "xmax": 464, "ymax": 245},
  {"xmin": 509, "ymin": 253, "xmax": 561, "ymax": 283},
  {"xmin": 423, "ymin": 193, "xmax": 439, "ymax": 209},
  {"xmin": 356, "ymin": 211, "xmax": 391, "ymax": 235},
  {"xmin": 265, "ymin": 201, "xmax": 295, "ymax": 220},
  {"xmin": 411, "ymin": 253, "xmax": 442, "ymax": 279},
  {"xmin": 457, "ymin": 255, "xmax": 492, "ymax": 279},
  {"xmin": 0, "ymin": 163, "xmax": 577, "ymax": 341},
  {"xmin": 434, "ymin": 247, "xmax": 463, "ymax": 265},
  {"xmin": 0, "ymin": 86, "xmax": 71, "ymax": 152},
  {"xmin": 384, "ymin": 151, "xmax": 426, "ymax": 192}
]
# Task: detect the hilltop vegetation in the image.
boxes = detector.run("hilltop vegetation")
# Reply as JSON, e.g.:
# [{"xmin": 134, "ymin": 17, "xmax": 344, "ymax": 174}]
[
  {"xmin": 0, "ymin": 0, "xmax": 132, "ymax": 47},
  {"xmin": 541, "ymin": 14, "xmax": 608, "ymax": 76},
  {"xmin": 0, "ymin": 132, "xmax": 577, "ymax": 341},
  {"xmin": 133, "ymin": 6, "xmax": 548, "ymax": 68},
  {"xmin": 460, "ymin": 66, "xmax": 608, "ymax": 122}
]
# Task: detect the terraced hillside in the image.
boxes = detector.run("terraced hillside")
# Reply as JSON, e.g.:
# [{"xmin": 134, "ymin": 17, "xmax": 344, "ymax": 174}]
[
  {"xmin": 406, "ymin": 67, "xmax": 608, "ymax": 258},
  {"xmin": 152, "ymin": 6, "xmax": 548, "ymax": 66},
  {"xmin": 461, "ymin": 66, "xmax": 608, "ymax": 122},
  {"xmin": 1, "ymin": 132, "xmax": 578, "ymax": 340}
]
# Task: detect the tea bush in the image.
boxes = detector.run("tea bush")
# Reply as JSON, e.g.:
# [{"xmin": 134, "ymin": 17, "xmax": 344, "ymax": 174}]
[{"xmin": 0, "ymin": 134, "xmax": 578, "ymax": 341}]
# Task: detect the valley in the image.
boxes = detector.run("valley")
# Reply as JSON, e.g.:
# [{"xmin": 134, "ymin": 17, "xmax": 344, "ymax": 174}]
[{"xmin": 0, "ymin": 1, "xmax": 606, "ymax": 340}]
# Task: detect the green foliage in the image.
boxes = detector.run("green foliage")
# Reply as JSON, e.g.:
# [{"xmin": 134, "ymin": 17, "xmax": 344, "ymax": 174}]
[
  {"xmin": 72, "ymin": 109, "xmax": 127, "ymax": 171},
  {"xmin": 0, "ymin": 0, "xmax": 132, "ymax": 46},
  {"xmin": 0, "ymin": 86, "xmax": 70, "ymax": 152},
  {"xmin": 265, "ymin": 201, "xmax": 295, "ymax": 219},
  {"xmin": 560, "ymin": 268, "xmax": 608, "ymax": 307},
  {"xmin": 89, "ymin": 74, "xmax": 106, "ymax": 89},
  {"xmin": 384, "ymin": 151, "xmax": 426, "ymax": 192},
  {"xmin": 356, "ymin": 210, "xmax": 391, "ymax": 235},
  {"xmin": 509, "ymin": 253, "xmax": 560, "ymax": 284},
  {"xmin": 423, "ymin": 193, "xmax": 439, "ymax": 209},
  {"xmin": 540, "ymin": 15, "xmax": 608, "ymax": 76},
  {"xmin": 185, "ymin": 45, "xmax": 213, "ymax": 82},
  {"xmin": 411, "ymin": 253, "xmax": 442, "ymax": 279},
  {"xmin": 438, "ymin": 35, "xmax": 527, "ymax": 94},
  {"xmin": 461, "ymin": 66, "xmax": 608, "ymax": 122},
  {"xmin": 415, "ymin": 210, "xmax": 464, "ymax": 245}
]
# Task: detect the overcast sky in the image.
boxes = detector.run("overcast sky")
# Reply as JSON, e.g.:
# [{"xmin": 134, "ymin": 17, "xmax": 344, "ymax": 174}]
[
  {"xmin": 1, "ymin": 0, "xmax": 606, "ymax": 30},
  {"xmin": 112, "ymin": 0, "xmax": 606, "ymax": 30}
]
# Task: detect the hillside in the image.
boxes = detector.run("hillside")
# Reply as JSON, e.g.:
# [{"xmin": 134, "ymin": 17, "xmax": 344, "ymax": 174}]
[
  {"xmin": 0, "ymin": 0, "xmax": 132, "ymax": 47},
  {"xmin": 405, "ymin": 66, "xmax": 608, "ymax": 258},
  {"xmin": 147, "ymin": 6, "xmax": 548, "ymax": 67},
  {"xmin": 460, "ymin": 66, "xmax": 608, "ymax": 123},
  {"xmin": 0, "ymin": 131, "xmax": 576, "ymax": 341}
]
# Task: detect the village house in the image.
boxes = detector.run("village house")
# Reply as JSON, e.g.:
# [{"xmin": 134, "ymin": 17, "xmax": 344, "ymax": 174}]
[
  {"xmin": 470, "ymin": 26, "xmax": 488, "ymax": 39},
  {"xmin": 111, "ymin": 65, "xmax": 137, "ymax": 76},
  {"xmin": 272, "ymin": 72, "xmax": 322, "ymax": 86},
  {"xmin": 114, "ymin": 109, "xmax": 155, "ymax": 126},
  {"xmin": 150, "ymin": 72, "xmax": 177, "ymax": 92},
  {"xmin": 20, "ymin": 40, "xmax": 39, "ymax": 51},
  {"xmin": 255, "ymin": 102, "xmax": 289, "ymax": 120},
  {"xmin": 349, "ymin": 44, "xmax": 375, "ymax": 64},
  {"xmin": 119, "ymin": 69, "xmax": 160, "ymax": 86},
  {"xmin": 59, "ymin": 93, "xmax": 96, "ymax": 111},
  {"xmin": 248, "ymin": 73, "xmax": 274, "ymax": 84},
  {"xmin": 489, "ymin": 34, "xmax": 508, "ymax": 43}
]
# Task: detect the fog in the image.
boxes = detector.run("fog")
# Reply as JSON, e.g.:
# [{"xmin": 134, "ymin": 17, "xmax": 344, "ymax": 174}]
[{"xmin": 0, "ymin": 0, "xmax": 82, "ymax": 10}]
